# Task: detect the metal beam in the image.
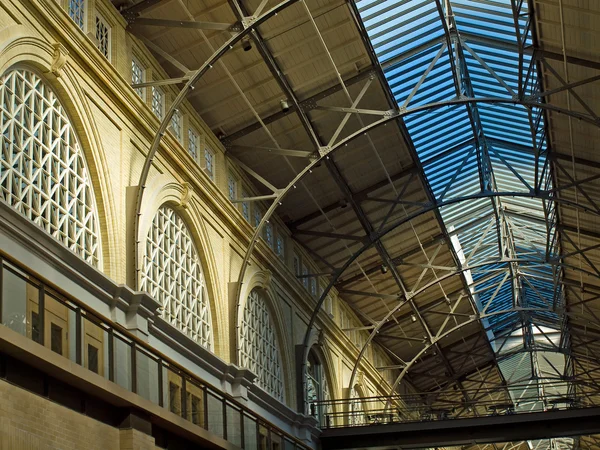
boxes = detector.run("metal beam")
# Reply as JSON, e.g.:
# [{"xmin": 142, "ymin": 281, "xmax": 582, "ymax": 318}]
[
  {"xmin": 222, "ymin": 68, "xmax": 375, "ymax": 143},
  {"xmin": 131, "ymin": 17, "xmax": 238, "ymax": 31},
  {"xmin": 288, "ymin": 164, "xmax": 417, "ymax": 229},
  {"xmin": 320, "ymin": 407, "xmax": 600, "ymax": 450}
]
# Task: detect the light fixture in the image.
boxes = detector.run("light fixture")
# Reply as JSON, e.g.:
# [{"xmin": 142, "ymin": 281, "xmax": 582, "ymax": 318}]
[
  {"xmin": 280, "ymin": 99, "xmax": 290, "ymax": 112},
  {"xmin": 242, "ymin": 36, "xmax": 252, "ymax": 52},
  {"xmin": 411, "ymin": 314, "xmax": 417, "ymax": 323},
  {"xmin": 380, "ymin": 265, "xmax": 388, "ymax": 274}
]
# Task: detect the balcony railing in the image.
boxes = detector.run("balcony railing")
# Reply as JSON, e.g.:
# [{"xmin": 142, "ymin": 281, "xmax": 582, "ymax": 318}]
[
  {"xmin": 309, "ymin": 380, "xmax": 599, "ymax": 428},
  {"xmin": 0, "ymin": 254, "xmax": 309, "ymax": 450}
]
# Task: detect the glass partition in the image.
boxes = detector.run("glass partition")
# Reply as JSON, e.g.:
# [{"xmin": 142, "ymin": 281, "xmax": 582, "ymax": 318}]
[{"xmin": 0, "ymin": 256, "xmax": 308, "ymax": 450}]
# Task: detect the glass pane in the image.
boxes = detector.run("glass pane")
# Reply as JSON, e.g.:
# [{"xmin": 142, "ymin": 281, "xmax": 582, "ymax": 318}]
[
  {"xmin": 271, "ymin": 432, "xmax": 282, "ymax": 450},
  {"xmin": 2, "ymin": 268, "xmax": 34, "ymax": 337},
  {"xmin": 244, "ymin": 415, "xmax": 257, "ymax": 450},
  {"xmin": 207, "ymin": 393, "xmax": 224, "ymax": 438},
  {"xmin": 259, "ymin": 424, "xmax": 268, "ymax": 450},
  {"xmin": 114, "ymin": 335, "xmax": 132, "ymax": 391},
  {"xmin": 82, "ymin": 316, "xmax": 108, "ymax": 378},
  {"xmin": 284, "ymin": 439, "xmax": 295, "ymax": 450},
  {"xmin": 164, "ymin": 366, "xmax": 182, "ymax": 416},
  {"xmin": 226, "ymin": 403, "xmax": 242, "ymax": 446},
  {"xmin": 186, "ymin": 378, "xmax": 205, "ymax": 427},
  {"xmin": 136, "ymin": 349, "xmax": 159, "ymax": 404},
  {"xmin": 45, "ymin": 295, "xmax": 69, "ymax": 357},
  {"xmin": 68, "ymin": 308, "xmax": 78, "ymax": 363}
]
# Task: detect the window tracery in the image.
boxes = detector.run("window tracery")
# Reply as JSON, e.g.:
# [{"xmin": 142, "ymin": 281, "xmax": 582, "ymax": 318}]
[
  {"xmin": 0, "ymin": 68, "xmax": 101, "ymax": 266},
  {"xmin": 141, "ymin": 206, "xmax": 212, "ymax": 350},
  {"xmin": 239, "ymin": 288, "xmax": 284, "ymax": 401}
]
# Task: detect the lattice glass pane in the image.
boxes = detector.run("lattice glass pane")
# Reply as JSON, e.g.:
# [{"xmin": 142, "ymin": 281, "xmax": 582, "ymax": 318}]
[
  {"xmin": 227, "ymin": 174, "xmax": 236, "ymax": 201},
  {"xmin": 171, "ymin": 111, "xmax": 182, "ymax": 142},
  {"xmin": 302, "ymin": 265, "xmax": 309, "ymax": 289},
  {"xmin": 276, "ymin": 235, "xmax": 284, "ymax": 259},
  {"xmin": 241, "ymin": 189, "xmax": 250, "ymax": 221},
  {"xmin": 141, "ymin": 206, "xmax": 213, "ymax": 350},
  {"xmin": 254, "ymin": 208, "xmax": 261, "ymax": 228},
  {"xmin": 349, "ymin": 387, "xmax": 366, "ymax": 425},
  {"xmin": 151, "ymin": 86, "xmax": 164, "ymax": 120},
  {"xmin": 0, "ymin": 69, "xmax": 101, "ymax": 266},
  {"xmin": 239, "ymin": 289, "xmax": 284, "ymax": 401},
  {"xmin": 69, "ymin": 0, "xmax": 85, "ymax": 29},
  {"xmin": 131, "ymin": 58, "xmax": 144, "ymax": 98},
  {"xmin": 204, "ymin": 147, "xmax": 214, "ymax": 179},
  {"xmin": 188, "ymin": 128, "xmax": 199, "ymax": 161},
  {"xmin": 306, "ymin": 352, "xmax": 332, "ymax": 424},
  {"xmin": 95, "ymin": 15, "xmax": 110, "ymax": 60},
  {"xmin": 265, "ymin": 223, "xmax": 273, "ymax": 248}
]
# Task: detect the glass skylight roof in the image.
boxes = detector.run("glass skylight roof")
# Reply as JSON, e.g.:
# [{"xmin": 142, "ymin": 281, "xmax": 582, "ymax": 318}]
[{"xmin": 356, "ymin": 0, "xmax": 570, "ymax": 438}]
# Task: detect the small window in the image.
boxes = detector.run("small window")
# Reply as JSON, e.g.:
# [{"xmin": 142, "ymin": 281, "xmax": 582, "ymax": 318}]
[
  {"xmin": 228, "ymin": 173, "xmax": 237, "ymax": 201},
  {"xmin": 241, "ymin": 189, "xmax": 250, "ymax": 221},
  {"xmin": 171, "ymin": 110, "xmax": 182, "ymax": 142},
  {"xmin": 50, "ymin": 323, "xmax": 63, "ymax": 355},
  {"xmin": 276, "ymin": 235, "xmax": 284, "ymax": 259},
  {"xmin": 69, "ymin": 0, "xmax": 86, "ymax": 30},
  {"xmin": 95, "ymin": 15, "xmax": 111, "ymax": 60},
  {"xmin": 302, "ymin": 264, "xmax": 309, "ymax": 289},
  {"xmin": 293, "ymin": 253, "xmax": 300, "ymax": 276},
  {"xmin": 265, "ymin": 223, "xmax": 274, "ymax": 248},
  {"xmin": 88, "ymin": 344, "xmax": 99, "ymax": 374},
  {"xmin": 131, "ymin": 58, "xmax": 145, "ymax": 98},
  {"xmin": 310, "ymin": 278, "xmax": 317, "ymax": 297},
  {"xmin": 254, "ymin": 208, "xmax": 262, "ymax": 228},
  {"xmin": 151, "ymin": 86, "xmax": 164, "ymax": 120},
  {"xmin": 204, "ymin": 147, "xmax": 215, "ymax": 180},
  {"xmin": 190, "ymin": 394, "xmax": 202, "ymax": 425},
  {"xmin": 324, "ymin": 295, "xmax": 333, "ymax": 316},
  {"xmin": 188, "ymin": 128, "xmax": 200, "ymax": 161}
]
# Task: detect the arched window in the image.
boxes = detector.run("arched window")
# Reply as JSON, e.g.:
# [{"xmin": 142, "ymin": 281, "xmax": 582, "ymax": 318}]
[
  {"xmin": 349, "ymin": 386, "xmax": 366, "ymax": 425},
  {"xmin": 306, "ymin": 350, "xmax": 332, "ymax": 426},
  {"xmin": 141, "ymin": 206, "xmax": 212, "ymax": 350},
  {"xmin": 0, "ymin": 68, "xmax": 101, "ymax": 266},
  {"xmin": 239, "ymin": 288, "xmax": 284, "ymax": 401}
]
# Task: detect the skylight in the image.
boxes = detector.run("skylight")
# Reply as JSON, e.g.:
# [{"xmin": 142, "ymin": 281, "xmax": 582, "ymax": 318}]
[{"xmin": 355, "ymin": 0, "xmax": 571, "ymax": 441}]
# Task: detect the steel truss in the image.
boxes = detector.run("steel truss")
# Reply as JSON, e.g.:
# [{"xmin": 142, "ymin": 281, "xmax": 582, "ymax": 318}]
[{"xmin": 125, "ymin": 0, "xmax": 600, "ymax": 418}]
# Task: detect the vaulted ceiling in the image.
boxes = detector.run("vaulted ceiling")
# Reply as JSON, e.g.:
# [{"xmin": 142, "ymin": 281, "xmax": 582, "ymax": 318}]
[{"xmin": 118, "ymin": 0, "xmax": 600, "ymax": 419}]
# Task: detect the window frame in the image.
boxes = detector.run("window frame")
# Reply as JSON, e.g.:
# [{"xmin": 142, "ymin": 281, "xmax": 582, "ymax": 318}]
[
  {"xmin": 238, "ymin": 288, "xmax": 285, "ymax": 401},
  {"xmin": 151, "ymin": 84, "xmax": 165, "ymax": 120},
  {"xmin": 0, "ymin": 68, "xmax": 102, "ymax": 267},
  {"xmin": 204, "ymin": 146, "xmax": 215, "ymax": 181},
  {"xmin": 241, "ymin": 188, "xmax": 251, "ymax": 222},
  {"xmin": 68, "ymin": 0, "xmax": 87, "ymax": 30},
  {"xmin": 188, "ymin": 127, "xmax": 200, "ymax": 163},
  {"xmin": 140, "ymin": 205, "xmax": 213, "ymax": 350},
  {"xmin": 227, "ymin": 172, "xmax": 238, "ymax": 202},
  {"xmin": 131, "ymin": 56, "xmax": 145, "ymax": 99},
  {"xmin": 170, "ymin": 109, "xmax": 183, "ymax": 143},
  {"xmin": 95, "ymin": 13, "xmax": 111, "ymax": 61}
]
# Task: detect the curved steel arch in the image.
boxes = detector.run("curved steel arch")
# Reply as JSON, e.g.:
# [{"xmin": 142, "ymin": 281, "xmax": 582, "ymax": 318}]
[
  {"xmin": 347, "ymin": 256, "xmax": 600, "ymax": 397},
  {"xmin": 133, "ymin": 0, "xmax": 300, "ymax": 289},
  {"xmin": 292, "ymin": 191, "xmax": 600, "ymax": 403},
  {"xmin": 130, "ymin": 0, "xmax": 600, "ymax": 408},
  {"xmin": 233, "ymin": 97, "xmax": 600, "ymax": 335}
]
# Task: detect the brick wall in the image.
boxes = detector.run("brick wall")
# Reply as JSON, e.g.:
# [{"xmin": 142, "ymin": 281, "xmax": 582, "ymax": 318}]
[{"xmin": 0, "ymin": 379, "xmax": 120, "ymax": 450}]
